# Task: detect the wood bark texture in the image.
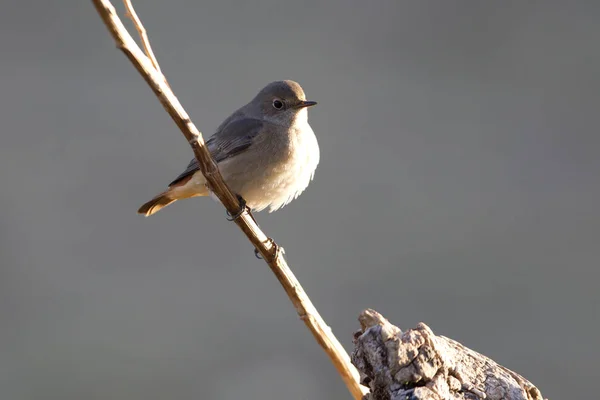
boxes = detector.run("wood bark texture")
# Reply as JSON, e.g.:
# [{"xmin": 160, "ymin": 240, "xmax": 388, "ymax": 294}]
[{"xmin": 352, "ymin": 309, "xmax": 546, "ymax": 400}]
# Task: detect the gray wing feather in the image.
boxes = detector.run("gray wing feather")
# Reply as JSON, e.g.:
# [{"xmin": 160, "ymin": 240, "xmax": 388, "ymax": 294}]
[{"xmin": 169, "ymin": 118, "xmax": 263, "ymax": 186}]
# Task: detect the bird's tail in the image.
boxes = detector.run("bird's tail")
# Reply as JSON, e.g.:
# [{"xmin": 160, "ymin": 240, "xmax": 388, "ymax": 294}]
[{"xmin": 137, "ymin": 191, "xmax": 177, "ymax": 216}]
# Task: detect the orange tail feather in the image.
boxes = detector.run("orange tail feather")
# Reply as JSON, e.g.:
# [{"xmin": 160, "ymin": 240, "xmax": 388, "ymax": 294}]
[{"xmin": 137, "ymin": 192, "xmax": 176, "ymax": 216}]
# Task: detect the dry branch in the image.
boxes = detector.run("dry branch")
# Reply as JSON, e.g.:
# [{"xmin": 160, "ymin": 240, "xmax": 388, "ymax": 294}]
[
  {"xmin": 123, "ymin": 0, "xmax": 162, "ymax": 76},
  {"xmin": 91, "ymin": 0, "xmax": 368, "ymax": 398},
  {"xmin": 352, "ymin": 309, "xmax": 546, "ymax": 400}
]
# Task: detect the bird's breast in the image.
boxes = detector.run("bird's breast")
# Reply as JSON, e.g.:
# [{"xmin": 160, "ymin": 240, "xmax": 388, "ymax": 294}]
[{"xmin": 219, "ymin": 123, "xmax": 319, "ymax": 212}]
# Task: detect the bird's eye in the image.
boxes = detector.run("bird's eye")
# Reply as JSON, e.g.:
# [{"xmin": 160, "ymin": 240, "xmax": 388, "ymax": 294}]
[{"xmin": 272, "ymin": 99, "xmax": 285, "ymax": 110}]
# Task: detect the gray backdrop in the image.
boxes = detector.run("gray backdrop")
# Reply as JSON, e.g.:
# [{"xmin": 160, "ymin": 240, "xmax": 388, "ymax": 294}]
[{"xmin": 1, "ymin": 1, "xmax": 598, "ymax": 399}]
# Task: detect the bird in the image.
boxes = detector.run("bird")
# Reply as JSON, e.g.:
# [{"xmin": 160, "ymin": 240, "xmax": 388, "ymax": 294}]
[{"xmin": 137, "ymin": 80, "xmax": 319, "ymax": 217}]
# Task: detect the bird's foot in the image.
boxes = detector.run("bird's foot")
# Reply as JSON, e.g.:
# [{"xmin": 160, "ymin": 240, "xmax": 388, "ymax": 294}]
[
  {"xmin": 254, "ymin": 238, "xmax": 285, "ymax": 261},
  {"xmin": 226, "ymin": 194, "xmax": 248, "ymax": 221}
]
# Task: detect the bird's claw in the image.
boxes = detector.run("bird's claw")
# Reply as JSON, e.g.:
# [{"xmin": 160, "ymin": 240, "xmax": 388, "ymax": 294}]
[
  {"xmin": 254, "ymin": 238, "xmax": 285, "ymax": 260},
  {"xmin": 226, "ymin": 194, "xmax": 247, "ymax": 221},
  {"xmin": 225, "ymin": 195, "xmax": 281, "ymax": 260}
]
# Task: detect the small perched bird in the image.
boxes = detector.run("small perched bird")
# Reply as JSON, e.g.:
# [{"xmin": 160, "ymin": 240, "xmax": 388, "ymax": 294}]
[{"xmin": 138, "ymin": 80, "xmax": 319, "ymax": 216}]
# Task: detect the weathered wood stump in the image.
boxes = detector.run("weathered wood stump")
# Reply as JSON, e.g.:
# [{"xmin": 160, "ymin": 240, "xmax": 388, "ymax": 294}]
[{"xmin": 352, "ymin": 309, "xmax": 545, "ymax": 400}]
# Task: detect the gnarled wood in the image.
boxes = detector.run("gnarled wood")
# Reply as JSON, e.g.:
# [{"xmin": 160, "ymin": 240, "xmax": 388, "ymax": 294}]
[{"xmin": 352, "ymin": 310, "xmax": 545, "ymax": 400}]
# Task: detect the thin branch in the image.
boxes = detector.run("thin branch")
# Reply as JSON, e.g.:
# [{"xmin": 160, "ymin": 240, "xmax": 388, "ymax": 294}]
[
  {"xmin": 123, "ymin": 0, "xmax": 161, "ymax": 74},
  {"xmin": 91, "ymin": 1, "xmax": 368, "ymax": 398}
]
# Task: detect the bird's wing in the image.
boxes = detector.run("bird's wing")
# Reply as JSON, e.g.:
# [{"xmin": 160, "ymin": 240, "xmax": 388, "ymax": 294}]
[{"xmin": 168, "ymin": 118, "xmax": 264, "ymax": 187}]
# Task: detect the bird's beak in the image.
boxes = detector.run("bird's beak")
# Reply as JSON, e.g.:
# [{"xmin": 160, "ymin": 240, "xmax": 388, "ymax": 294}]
[{"xmin": 297, "ymin": 100, "xmax": 317, "ymax": 108}]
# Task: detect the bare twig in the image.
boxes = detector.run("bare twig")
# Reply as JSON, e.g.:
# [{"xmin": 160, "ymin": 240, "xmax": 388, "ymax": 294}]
[
  {"xmin": 91, "ymin": 1, "xmax": 368, "ymax": 398},
  {"xmin": 123, "ymin": 0, "xmax": 161, "ymax": 74}
]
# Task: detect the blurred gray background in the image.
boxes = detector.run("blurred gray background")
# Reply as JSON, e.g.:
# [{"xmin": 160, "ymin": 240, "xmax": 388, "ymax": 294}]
[{"xmin": 1, "ymin": 1, "xmax": 598, "ymax": 399}]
